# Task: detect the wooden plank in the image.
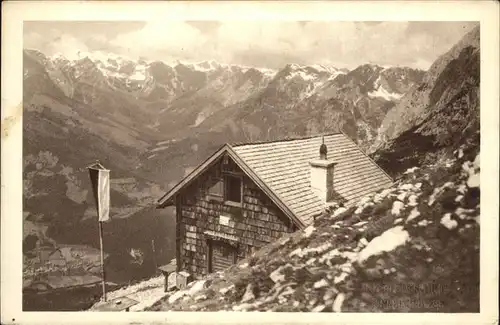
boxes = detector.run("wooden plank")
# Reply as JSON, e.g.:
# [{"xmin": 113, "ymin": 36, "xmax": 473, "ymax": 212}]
[{"xmin": 208, "ymin": 240, "xmax": 237, "ymax": 273}]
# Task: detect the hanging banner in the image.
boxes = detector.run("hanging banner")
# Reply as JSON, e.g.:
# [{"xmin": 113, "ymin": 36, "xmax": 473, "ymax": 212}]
[{"xmin": 88, "ymin": 163, "xmax": 111, "ymax": 222}]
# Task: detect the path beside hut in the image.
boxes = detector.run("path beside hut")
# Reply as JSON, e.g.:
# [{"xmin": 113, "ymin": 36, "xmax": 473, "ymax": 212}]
[{"xmin": 89, "ymin": 275, "xmax": 167, "ymax": 311}]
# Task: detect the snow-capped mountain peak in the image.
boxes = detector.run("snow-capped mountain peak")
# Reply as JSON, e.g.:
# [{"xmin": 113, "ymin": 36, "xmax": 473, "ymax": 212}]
[
  {"xmin": 74, "ymin": 50, "xmax": 142, "ymax": 66},
  {"xmin": 51, "ymin": 52, "xmax": 68, "ymax": 62},
  {"xmin": 44, "ymin": 51, "xmax": 281, "ymax": 86},
  {"xmin": 288, "ymin": 63, "xmax": 303, "ymax": 70},
  {"xmin": 187, "ymin": 60, "xmax": 221, "ymax": 72},
  {"xmin": 309, "ymin": 64, "xmax": 342, "ymax": 74},
  {"xmin": 286, "ymin": 69, "xmax": 317, "ymax": 81},
  {"xmin": 27, "ymin": 48, "xmax": 423, "ymax": 124},
  {"xmin": 279, "ymin": 63, "xmax": 345, "ymax": 83},
  {"xmin": 184, "ymin": 60, "xmax": 278, "ymax": 79},
  {"xmin": 368, "ymin": 83, "xmax": 404, "ymax": 101}
]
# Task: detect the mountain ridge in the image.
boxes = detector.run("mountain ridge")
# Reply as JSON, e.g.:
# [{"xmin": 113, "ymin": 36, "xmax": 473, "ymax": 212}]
[{"xmin": 371, "ymin": 25, "xmax": 480, "ymax": 177}]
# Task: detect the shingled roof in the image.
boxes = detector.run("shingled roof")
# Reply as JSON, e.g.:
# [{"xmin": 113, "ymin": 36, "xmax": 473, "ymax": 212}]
[
  {"xmin": 157, "ymin": 132, "xmax": 393, "ymax": 228},
  {"xmin": 231, "ymin": 133, "xmax": 393, "ymax": 225}
]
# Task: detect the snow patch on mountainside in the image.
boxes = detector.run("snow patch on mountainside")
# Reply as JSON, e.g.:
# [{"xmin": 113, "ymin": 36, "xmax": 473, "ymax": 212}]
[
  {"xmin": 368, "ymin": 85, "xmax": 403, "ymax": 101},
  {"xmin": 327, "ymin": 70, "xmax": 346, "ymax": 81},
  {"xmin": 150, "ymin": 145, "xmax": 171, "ymax": 153},
  {"xmin": 256, "ymin": 68, "xmax": 278, "ymax": 78},
  {"xmin": 283, "ymin": 63, "xmax": 344, "ymax": 83},
  {"xmin": 129, "ymin": 71, "xmax": 146, "ymax": 81},
  {"xmin": 193, "ymin": 110, "xmax": 212, "ymax": 127},
  {"xmin": 286, "ymin": 69, "xmax": 316, "ymax": 81},
  {"xmin": 187, "ymin": 60, "xmax": 220, "ymax": 72},
  {"xmin": 76, "ymin": 50, "xmax": 140, "ymax": 66},
  {"xmin": 310, "ymin": 64, "xmax": 341, "ymax": 74},
  {"xmin": 368, "ymin": 75, "xmax": 403, "ymax": 101},
  {"xmin": 185, "ymin": 60, "xmax": 277, "ymax": 78},
  {"xmin": 302, "ymin": 81, "xmax": 325, "ymax": 99},
  {"xmin": 156, "ymin": 139, "xmax": 177, "ymax": 146}
]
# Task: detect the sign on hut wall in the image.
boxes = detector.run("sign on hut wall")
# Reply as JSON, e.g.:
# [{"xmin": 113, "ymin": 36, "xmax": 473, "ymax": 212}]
[{"xmin": 219, "ymin": 215, "xmax": 230, "ymax": 226}]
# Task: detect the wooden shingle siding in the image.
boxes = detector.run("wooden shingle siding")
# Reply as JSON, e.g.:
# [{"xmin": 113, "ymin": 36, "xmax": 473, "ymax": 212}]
[{"xmin": 177, "ymin": 159, "xmax": 296, "ymax": 278}]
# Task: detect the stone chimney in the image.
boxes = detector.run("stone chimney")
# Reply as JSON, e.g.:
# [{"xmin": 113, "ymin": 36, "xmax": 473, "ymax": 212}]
[{"xmin": 309, "ymin": 137, "xmax": 335, "ymax": 203}]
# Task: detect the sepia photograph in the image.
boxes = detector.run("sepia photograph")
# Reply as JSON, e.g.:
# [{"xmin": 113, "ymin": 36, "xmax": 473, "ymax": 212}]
[{"xmin": 1, "ymin": 1, "xmax": 499, "ymax": 324}]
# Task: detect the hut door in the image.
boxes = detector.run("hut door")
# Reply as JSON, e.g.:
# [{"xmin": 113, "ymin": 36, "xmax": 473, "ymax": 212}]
[{"xmin": 208, "ymin": 240, "xmax": 237, "ymax": 273}]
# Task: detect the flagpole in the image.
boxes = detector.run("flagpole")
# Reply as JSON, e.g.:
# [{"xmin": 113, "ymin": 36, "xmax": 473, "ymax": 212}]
[
  {"xmin": 98, "ymin": 220, "xmax": 107, "ymax": 302},
  {"xmin": 88, "ymin": 160, "xmax": 109, "ymax": 303}
]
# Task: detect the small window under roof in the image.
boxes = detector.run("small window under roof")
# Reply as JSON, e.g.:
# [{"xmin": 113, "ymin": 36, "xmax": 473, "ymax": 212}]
[{"xmin": 224, "ymin": 175, "xmax": 242, "ymax": 204}]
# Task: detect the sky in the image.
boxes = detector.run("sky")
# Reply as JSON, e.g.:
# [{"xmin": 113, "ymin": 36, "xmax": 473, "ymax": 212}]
[{"xmin": 24, "ymin": 21, "xmax": 477, "ymax": 70}]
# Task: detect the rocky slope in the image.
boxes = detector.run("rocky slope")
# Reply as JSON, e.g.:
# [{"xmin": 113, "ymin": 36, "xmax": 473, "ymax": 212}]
[
  {"xmin": 148, "ymin": 141, "xmax": 480, "ymax": 312},
  {"xmin": 370, "ymin": 25, "xmax": 480, "ymax": 177}
]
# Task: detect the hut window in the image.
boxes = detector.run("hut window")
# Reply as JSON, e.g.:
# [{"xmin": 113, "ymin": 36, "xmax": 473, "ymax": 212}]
[
  {"xmin": 224, "ymin": 175, "xmax": 242, "ymax": 205},
  {"xmin": 208, "ymin": 178, "xmax": 224, "ymax": 198}
]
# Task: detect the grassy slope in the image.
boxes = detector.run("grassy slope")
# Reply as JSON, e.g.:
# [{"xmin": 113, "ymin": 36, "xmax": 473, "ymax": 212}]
[{"xmin": 148, "ymin": 138, "xmax": 479, "ymax": 312}]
